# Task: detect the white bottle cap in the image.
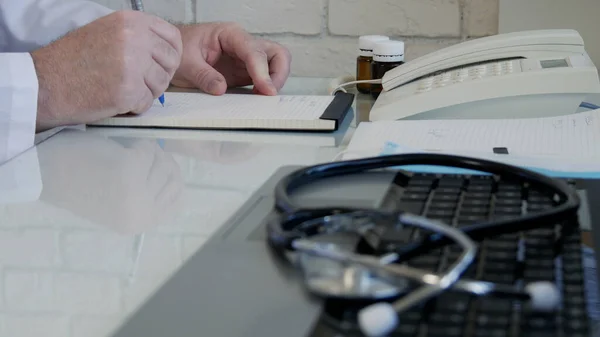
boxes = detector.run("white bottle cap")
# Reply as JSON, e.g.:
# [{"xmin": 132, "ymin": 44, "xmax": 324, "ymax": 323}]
[
  {"xmin": 359, "ymin": 35, "xmax": 390, "ymax": 57},
  {"xmin": 373, "ymin": 40, "xmax": 405, "ymax": 63}
]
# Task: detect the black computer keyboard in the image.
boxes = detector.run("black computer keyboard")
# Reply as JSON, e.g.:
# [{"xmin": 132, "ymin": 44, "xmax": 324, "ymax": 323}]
[{"xmin": 307, "ymin": 172, "xmax": 591, "ymax": 337}]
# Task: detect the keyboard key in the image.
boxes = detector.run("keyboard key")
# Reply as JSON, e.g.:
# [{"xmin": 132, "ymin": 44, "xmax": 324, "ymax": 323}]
[
  {"xmin": 427, "ymin": 201, "xmax": 457, "ymax": 210},
  {"xmin": 432, "ymin": 194, "xmax": 460, "ymax": 202},
  {"xmin": 486, "ymin": 250, "xmax": 518, "ymax": 261},
  {"xmin": 459, "ymin": 206, "xmax": 489, "ymax": 216},
  {"xmin": 435, "ymin": 186, "xmax": 462, "ymax": 195},
  {"xmin": 497, "ymin": 183, "xmax": 522, "ymax": 191},
  {"xmin": 486, "ymin": 240, "xmax": 518, "ymax": 251},
  {"xmin": 429, "ymin": 312, "xmax": 465, "ymax": 326},
  {"xmin": 494, "ymin": 206, "xmax": 522, "ymax": 215},
  {"xmin": 426, "ymin": 208, "xmax": 456, "ymax": 218},
  {"xmin": 476, "ymin": 314, "xmax": 510, "ymax": 328},
  {"xmin": 402, "ymin": 192, "xmax": 430, "ymax": 202},
  {"xmin": 468, "ymin": 184, "xmax": 493, "ymax": 193},
  {"xmin": 400, "ymin": 201, "xmax": 425, "ymax": 215},
  {"xmin": 477, "ymin": 298, "xmax": 512, "ymax": 313},
  {"xmin": 494, "ymin": 198, "xmax": 522, "ymax": 207},
  {"xmin": 465, "ymin": 191, "xmax": 492, "ymax": 199},
  {"xmin": 426, "ymin": 325, "xmax": 463, "ymax": 337},
  {"xmin": 484, "ymin": 261, "xmax": 515, "ymax": 273},
  {"xmin": 406, "ymin": 185, "xmax": 433, "ymax": 193},
  {"xmin": 463, "ymin": 198, "xmax": 491, "ymax": 207},
  {"xmin": 437, "ymin": 176, "xmax": 465, "ymax": 187},
  {"xmin": 435, "ymin": 293, "xmax": 471, "ymax": 313},
  {"xmin": 409, "ymin": 175, "xmax": 436, "ymax": 186},
  {"xmin": 395, "ymin": 323, "xmax": 420, "ymax": 336},
  {"xmin": 457, "ymin": 215, "xmax": 487, "ymax": 224}
]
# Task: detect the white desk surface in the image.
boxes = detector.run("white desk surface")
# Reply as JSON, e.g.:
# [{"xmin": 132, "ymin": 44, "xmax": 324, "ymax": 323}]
[
  {"xmin": 1, "ymin": 76, "xmax": 598, "ymax": 336},
  {"xmin": 0, "ymin": 76, "xmax": 374, "ymax": 337}
]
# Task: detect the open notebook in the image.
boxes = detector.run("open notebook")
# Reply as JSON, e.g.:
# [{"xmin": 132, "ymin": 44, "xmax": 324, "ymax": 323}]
[{"xmin": 88, "ymin": 91, "xmax": 354, "ymax": 132}]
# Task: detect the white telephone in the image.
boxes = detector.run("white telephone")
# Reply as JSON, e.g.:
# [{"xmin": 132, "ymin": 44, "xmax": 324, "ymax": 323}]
[{"xmin": 369, "ymin": 29, "xmax": 600, "ymax": 121}]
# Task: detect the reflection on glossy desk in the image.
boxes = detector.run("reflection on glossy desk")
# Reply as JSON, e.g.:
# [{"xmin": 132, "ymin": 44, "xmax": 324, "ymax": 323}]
[{"xmin": 0, "ymin": 77, "xmax": 371, "ymax": 337}]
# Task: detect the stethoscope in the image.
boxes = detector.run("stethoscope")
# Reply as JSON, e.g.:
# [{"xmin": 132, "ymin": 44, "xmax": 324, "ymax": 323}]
[{"xmin": 266, "ymin": 152, "xmax": 581, "ymax": 337}]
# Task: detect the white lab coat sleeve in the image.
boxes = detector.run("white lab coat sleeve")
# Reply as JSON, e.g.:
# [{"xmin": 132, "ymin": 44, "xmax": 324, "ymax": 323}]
[
  {"xmin": 0, "ymin": 0, "xmax": 115, "ymax": 52},
  {"xmin": 0, "ymin": 52, "xmax": 42, "ymax": 202},
  {"xmin": 0, "ymin": 53, "xmax": 38, "ymax": 166},
  {"xmin": 0, "ymin": 0, "xmax": 114, "ymax": 166}
]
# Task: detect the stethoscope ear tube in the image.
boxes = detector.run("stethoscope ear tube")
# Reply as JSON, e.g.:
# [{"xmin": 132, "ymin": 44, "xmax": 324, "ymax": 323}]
[{"xmin": 271, "ymin": 153, "xmax": 580, "ymax": 255}]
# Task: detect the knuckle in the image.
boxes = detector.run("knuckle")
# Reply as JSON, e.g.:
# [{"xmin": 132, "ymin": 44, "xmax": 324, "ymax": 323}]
[
  {"xmin": 111, "ymin": 10, "xmax": 128, "ymax": 22},
  {"xmin": 159, "ymin": 69, "xmax": 172, "ymax": 87},
  {"xmin": 193, "ymin": 68, "xmax": 212, "ymax": 87},
  {"xmin": 168, "ymin": 44, "xmax": 182, "ymax": 67},
  {"xmin": 254, "ymin": 48, "xmax": 269, "ymax": 61},
  {"xmin": 114, "ymin": 10, "xmax": 138, "ymax": 25},
  {"xmin": 172, "ymin": 25, "xmax": 183, "ymax": 46}
]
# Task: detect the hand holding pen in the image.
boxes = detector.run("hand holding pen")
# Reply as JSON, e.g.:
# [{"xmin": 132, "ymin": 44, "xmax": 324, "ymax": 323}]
[{"xmin": 130, "ymin": 0, "xmax": 166, "ymax": 106}]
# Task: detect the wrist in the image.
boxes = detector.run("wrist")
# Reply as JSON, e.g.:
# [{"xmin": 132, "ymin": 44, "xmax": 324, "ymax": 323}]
[{"xmin": 30, "ymin": 48, "xmax": 66, "ymax": 132}]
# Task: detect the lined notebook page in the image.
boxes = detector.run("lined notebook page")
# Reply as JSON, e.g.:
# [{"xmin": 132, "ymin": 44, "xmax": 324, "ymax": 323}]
[
  {"xmin": 122, "ymin": 92, "xmax": 334, "ymax": 120},
  {"xmin": 346, "ymin": 109, "xmax": 600, "ymax": 159}
]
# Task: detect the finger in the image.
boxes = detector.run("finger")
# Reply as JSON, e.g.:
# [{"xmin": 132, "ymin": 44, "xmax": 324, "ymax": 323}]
[
  {"xmin": 148, "ymin": 17, "xmax": 183, "ymax": 60},
  {"xmin": 145, "ymin": 61, "xmax": 171, "ymax": 98},
  {"xmin": 186, "ymin": 59, "xmax": 228, "ymax": 95},
  {"xmin": 265, "ymin": 43, "xmax": 291, "ymax": 91},
  {"xmin": 150, "ymin": 32, "xmax": 181, "ymax": 77},
  {"xmin": 129, "ymin": 86, "xmax": 155, "ymax": 114},
  {"xmin": 242, "ymin": 48, "xmax": 278, "ymax": 96},
  {"xmin": 222, "ymin": 29, "xmax": 277, "ymax": 95}
]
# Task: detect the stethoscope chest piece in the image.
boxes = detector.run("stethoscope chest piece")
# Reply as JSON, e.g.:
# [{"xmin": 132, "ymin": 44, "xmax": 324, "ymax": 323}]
[{"xmin": 296, "ymin": 248, "xmax": 408, "ymax": 300}]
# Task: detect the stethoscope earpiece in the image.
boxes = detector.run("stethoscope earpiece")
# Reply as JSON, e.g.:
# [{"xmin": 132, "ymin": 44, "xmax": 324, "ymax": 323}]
[
  {"xmin": 358, "ymin": 302, "xmax": 398, "ymax": 337},
  {"xmin": 525, "ymin": 281, "xmax": 561, "ymax": 311}
]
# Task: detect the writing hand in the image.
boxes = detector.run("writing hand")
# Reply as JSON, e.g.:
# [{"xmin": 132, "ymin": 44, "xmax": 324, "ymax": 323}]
[{"xmin": 31, "ymin": 11, "xmax": 183, "ymax": 131}]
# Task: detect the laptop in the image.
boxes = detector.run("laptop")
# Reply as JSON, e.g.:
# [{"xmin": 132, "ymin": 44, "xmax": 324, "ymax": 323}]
[{"xmin": 111, "ymin": 165, "xmax": 600, "ymax": 337}]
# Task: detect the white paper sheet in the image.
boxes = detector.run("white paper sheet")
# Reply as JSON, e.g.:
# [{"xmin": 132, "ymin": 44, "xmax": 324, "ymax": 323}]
[
  {"xmin": 343, "ymin": 109, "xmax": 600, "ymax": 176},
  {"xmin": 133, "ymin": 92, "xmax": 335, "ymax": 121}
]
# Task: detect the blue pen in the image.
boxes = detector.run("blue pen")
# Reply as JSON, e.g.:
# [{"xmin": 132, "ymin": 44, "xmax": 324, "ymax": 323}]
[{"xmin": 130, "ymin": 0, "xmax": 165, "ymax": 107}]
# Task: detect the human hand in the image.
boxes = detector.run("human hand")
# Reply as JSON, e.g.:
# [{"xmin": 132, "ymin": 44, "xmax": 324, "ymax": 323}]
[
  {"xmin": 30, "ymin": 10, "xmax": 183, "ymax": 131},
  {"xmin": 170, "ymin": 22, "xmax": 291, "ymax": 96}
]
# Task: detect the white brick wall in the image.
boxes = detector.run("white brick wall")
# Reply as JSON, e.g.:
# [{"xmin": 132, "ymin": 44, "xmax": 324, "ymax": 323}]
[{"xmin": 90, "ymin": 0, "xmax": 499, "ymax": 77}]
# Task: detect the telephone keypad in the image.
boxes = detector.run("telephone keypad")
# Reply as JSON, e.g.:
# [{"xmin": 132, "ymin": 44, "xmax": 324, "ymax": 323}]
[{"xmin": 415, "ymin": 60, "xmax": 519, "ymax": 94}]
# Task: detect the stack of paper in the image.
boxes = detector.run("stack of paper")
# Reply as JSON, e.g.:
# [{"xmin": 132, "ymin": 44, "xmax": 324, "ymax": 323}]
[{"xmin": 342, "ymin": 109, "xmax": 600, "ymax": 177}]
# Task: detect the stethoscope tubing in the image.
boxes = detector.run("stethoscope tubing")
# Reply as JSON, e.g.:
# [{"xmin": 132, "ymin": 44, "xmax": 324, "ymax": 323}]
[{"xmin": 271, "ymin": 153, "xmax": 580, "ymax": 252}]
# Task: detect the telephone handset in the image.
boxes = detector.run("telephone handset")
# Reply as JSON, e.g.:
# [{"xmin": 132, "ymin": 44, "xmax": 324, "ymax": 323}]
[{"xmin": 370, "ymin": 29, "xmax": 600, "ymax": 121}]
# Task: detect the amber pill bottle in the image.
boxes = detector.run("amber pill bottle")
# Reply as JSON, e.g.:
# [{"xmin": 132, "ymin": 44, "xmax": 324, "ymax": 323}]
[
  {"xmin": 356, "ymin": 35, "xmax": 389, "ymax": 94},
  {"xmin": 371, "ymin": 40, "xmax": 405, "ymax": 99}
]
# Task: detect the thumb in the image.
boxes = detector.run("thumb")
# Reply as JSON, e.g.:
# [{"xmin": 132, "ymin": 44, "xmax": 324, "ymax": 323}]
[{"xmin": 187, "ymin": 60, "xmax": 227, "ymax": 95}]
